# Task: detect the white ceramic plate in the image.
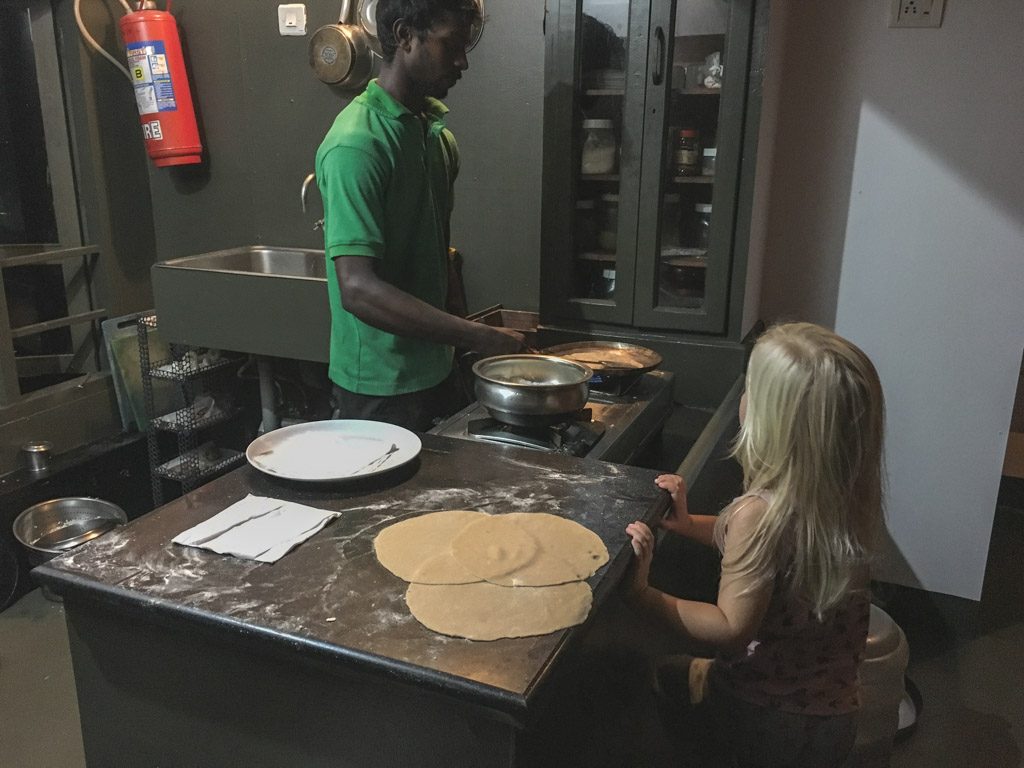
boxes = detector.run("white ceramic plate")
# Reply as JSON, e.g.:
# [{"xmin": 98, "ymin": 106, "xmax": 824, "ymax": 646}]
[{"xmin": 246, "ymin": 420, "xmax": 421, "ymax": 482}]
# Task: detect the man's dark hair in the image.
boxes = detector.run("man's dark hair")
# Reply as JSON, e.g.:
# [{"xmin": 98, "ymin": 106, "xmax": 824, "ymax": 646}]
[{"xmin": 376, "ymin": 0, "xmax": 481, "ymax": 61}]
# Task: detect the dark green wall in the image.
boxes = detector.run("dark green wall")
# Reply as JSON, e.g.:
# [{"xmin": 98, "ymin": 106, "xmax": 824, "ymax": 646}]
[{"xmin": 129, "ymin": 1, "xmax": 545, "ymax": 313}]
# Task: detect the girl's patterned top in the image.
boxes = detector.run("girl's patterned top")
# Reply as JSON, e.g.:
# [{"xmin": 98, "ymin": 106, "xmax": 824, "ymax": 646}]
[{"xmin": 711, "ymin": 493, "xmax": 871, "ymax": 716}]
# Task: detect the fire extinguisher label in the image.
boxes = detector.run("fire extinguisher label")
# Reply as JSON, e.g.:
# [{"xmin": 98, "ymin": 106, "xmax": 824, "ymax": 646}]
[{"xmin": 127, "ymin": 40, "xmax": 178, "ymax": 119}]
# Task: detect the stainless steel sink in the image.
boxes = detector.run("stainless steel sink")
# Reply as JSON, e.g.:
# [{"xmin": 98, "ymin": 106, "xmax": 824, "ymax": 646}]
[
  {"xmin": 164, "ymin": 246, "xmax": 327, "ymax": 279},
  {"xmin": 152, "ymin": 245, "xmax": 330, "ymax": 362}
]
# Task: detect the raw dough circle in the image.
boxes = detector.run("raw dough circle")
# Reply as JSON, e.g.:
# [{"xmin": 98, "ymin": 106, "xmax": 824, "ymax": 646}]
[
  {"xmin": 405, "ymin": 581, "xmax": 593, "ymax": 640},
  {"xmin": 451, "ymin": 512, "xmax": 609, "ymax": 587},
  {"xmin": 374, "ymin": 510, "xmax": 488, "ymax": 584}
]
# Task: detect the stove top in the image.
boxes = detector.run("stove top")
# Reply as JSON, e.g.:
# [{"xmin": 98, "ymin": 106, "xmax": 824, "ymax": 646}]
[
  {"xmin": 430, "ymin": 370, "xmax": 675, "ymax": 464},
  {"xmin": 466, "ymin": 416, "xmax": 606, "ymax": 456}
]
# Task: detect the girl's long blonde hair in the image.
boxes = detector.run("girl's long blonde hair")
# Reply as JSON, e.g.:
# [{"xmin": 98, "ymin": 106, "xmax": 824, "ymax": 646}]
[{"xmin": 718, "ymin": 322, "xmax": 885, "ymax": 617}]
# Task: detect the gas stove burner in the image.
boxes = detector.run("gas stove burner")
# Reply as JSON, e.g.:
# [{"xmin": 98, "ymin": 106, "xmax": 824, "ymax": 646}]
[{"xmin": 467, "ymin": 417, "xmax": 606, "ymax": 456}]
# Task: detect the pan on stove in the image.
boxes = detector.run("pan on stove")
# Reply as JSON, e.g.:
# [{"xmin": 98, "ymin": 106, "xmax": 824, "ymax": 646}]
[
  {"xmin": 543, "ymin": 341, "xmax": 663, "ymax": 377},
  {"xmin": 472, "ymin": 354, "xmax": 593, "ymax": 427}
]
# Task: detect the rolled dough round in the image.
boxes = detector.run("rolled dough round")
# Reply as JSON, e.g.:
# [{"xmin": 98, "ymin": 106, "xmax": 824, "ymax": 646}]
[
  {"xmin": 374, "ymin": 510, "xmax": 488, "ymax": 584},
  {"xmin": 451, "ymin": 512, "xmax": 609, "ymax": 587},
  {"xmin": 405, "ymin": 581, "xmax": 593, "ymax": 640}
]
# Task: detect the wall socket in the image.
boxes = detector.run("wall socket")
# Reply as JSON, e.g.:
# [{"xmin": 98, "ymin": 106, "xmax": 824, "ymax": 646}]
[{"xmin": 890, "ymin": 0, "xmax": 946, "ymax": 28}]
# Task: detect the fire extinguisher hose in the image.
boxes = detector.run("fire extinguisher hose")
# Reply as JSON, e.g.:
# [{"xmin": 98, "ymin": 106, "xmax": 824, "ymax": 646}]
[{"xmin": 74, "ymin": 0, "xmax": 136, "ymax": 82}]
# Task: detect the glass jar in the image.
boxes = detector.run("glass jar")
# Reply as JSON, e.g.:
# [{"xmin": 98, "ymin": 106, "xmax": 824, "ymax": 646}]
[
  {"xmin": 660, "ymin": 193, "xmax": 682, "ymax": 249},
  {"xmin": 598, "ymin": 193, "xmax": 619, "ymax": 252},
  {"xmin": 694, "ymin": 203, "xmax": 713, "ymax": 250},
  {"xmin": 593, "ymin": 268, "xmax": 616, "ymax": 299},
  {"xmin": 580, "ymin": 119, "xmax": 617, "ymax": 175},
  {"xmin": 574, "ymin": 199, "xmax": 598, "ymax": 253},
  {"xmin": 673, "ymin": 128, "xmax": 701, "ymax": 176},
  {"xmin": 702, "ymin": 147, "xmax": 717, "ymax": 177}
]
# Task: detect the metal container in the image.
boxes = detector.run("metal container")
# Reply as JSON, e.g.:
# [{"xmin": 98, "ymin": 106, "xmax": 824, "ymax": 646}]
[
  {"xmin": 21, "ymin": 441, "xmax": 52, "ymax": 473},
  {"xmin": 12, "ymin": 497, "xmax": 128, "ymax": 567},
  {"xmin": 472, "ymin": 355, "xmax": 592, "ymax": 427}
]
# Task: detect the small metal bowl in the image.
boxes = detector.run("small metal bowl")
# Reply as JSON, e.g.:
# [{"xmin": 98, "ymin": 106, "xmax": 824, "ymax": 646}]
[{"xmin": 12, "ymin": 497, "xmax": 128, "ymax": 567}]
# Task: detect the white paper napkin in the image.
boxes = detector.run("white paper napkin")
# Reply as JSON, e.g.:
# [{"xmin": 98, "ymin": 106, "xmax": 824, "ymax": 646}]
[{"xmin": 172, "ymin": 494, "xmax": 340, "ymax": 563}]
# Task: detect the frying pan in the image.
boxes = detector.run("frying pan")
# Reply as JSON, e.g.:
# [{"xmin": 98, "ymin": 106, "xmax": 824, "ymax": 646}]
[
  {"xmin": 309, "ymin": 0, "xmax": 375, "ymax": 88},
  {"xmin": 543, "ymin": 341, "xmax": 663, "ymax": 377}
]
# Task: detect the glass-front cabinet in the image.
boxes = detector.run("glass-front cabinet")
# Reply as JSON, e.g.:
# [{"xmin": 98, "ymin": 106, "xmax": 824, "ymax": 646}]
[{"xmin": 541, "ymin": 0, "xmax": 764, "ymax": 336}]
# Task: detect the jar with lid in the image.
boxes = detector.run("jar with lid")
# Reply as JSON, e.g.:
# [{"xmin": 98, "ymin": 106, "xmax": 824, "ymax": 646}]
[
  {"xmin": 574, "ymin": 199, "xmax": 598, "ymax": 253},
  {"xmin": 660, "ymin": 193, "xmax": 682, "ymax": 250},
  {"xmin": 672, "ymin": 128, "xmax": 701, "ymax": 176},
  {"xmin": 598, "ymin": 193, "xmax": 619, "ymax": 252},
  {"xmin": 580, "ymin": 119, "xmax": 617, "ymax": 175},
  {"xmin": 702, "ymin": 147, "xmax": 717, "ymax": 176},
  {"xmin": 693, "ymin": 203, "xmax": 713, "ymax": 250}
]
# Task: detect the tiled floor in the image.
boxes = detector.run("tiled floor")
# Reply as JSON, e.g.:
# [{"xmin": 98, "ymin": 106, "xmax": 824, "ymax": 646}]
[{"xmin": 2, "ymin": 463, "xmax": 1022, "ymax": 766}]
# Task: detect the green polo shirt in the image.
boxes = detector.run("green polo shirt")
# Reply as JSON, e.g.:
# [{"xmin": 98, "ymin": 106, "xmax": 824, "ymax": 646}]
[{"xmin": 316, "ymin": 80, "xmax": 455, "ymax": 396}]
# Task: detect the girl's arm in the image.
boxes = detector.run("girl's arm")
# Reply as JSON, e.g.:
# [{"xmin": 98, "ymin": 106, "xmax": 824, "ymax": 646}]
[
  {"xmin": 654, "ymin": 474, "xmax": 717, "ymax": 547},
  {"xmin": 626, "ymin": 498, "xmax": 773, "ymax": 655}
]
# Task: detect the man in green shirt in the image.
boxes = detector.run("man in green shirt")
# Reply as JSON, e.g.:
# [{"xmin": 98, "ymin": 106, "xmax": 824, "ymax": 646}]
[{"xmin": 316, "ymin": 0, "xmax": 523, "ymax": 431}]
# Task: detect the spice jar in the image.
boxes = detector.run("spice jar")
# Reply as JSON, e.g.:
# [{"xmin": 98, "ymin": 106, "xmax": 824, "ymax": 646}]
[
  {"xmin": 702, "ymin": 147, "xmax": 717, "ymax": 176},
  {"xmin": 694, "ymin": 203, "xmax": 713, "ymax": 250},
  {"xmin": 660, "ymin": 193, "xmax": 682, "ymax": 249},
  {"xmin": 580, "ymin": 119, "xmax": 617, "ymax": 175},
  {"xmin": 673, "ymin": 128, "xmax": 701, "ymax": 176},
  {"xmin": 574, "ymin": 199, "xmax": 598, "ymax": 253},
  {"xmin": 598, "ymin": 194, "xmax": 619, "ymax": 252}
]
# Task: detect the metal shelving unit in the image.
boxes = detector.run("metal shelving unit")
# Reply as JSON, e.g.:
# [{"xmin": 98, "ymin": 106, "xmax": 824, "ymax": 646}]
[{"xmin": 137, "ymin": 315, "xmax": 245, "ymax": 506}]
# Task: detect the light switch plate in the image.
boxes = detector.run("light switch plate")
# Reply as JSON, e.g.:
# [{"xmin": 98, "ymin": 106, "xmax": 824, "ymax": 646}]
[
  {"xmin": 278, "ymin": 4, "xmax": 307, "ymax": 36},
  {"xmin": 890, "ymin": 0, "xmax": 945, "ymax": 28}
]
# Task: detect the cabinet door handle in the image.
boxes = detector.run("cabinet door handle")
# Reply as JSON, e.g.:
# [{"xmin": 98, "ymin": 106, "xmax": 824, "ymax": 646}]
[{"xmin": 652, "ymin": 26, "xmax": 666, "ymax": 85}]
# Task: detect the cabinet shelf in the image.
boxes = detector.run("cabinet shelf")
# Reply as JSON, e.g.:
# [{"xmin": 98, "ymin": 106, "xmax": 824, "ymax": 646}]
[
  {"xmin": 675, "ymin": 86, "xmax": 721, "ymax": 96},
  {"xmin": 582, "ymin": 88, "xmax": 625, "ymax": 97},
  {"xmin": 579, "ymin": 173, "xmax": 620, "ymax": 182},
  {"xmin": 576, "ymin": 251, "xmax": 617, "ymax": 263},
  {"xmin": 671, "ymin": 174, "xmax": 715, "ymax": 184},
  {"xmin": 662, "ymin": 256, "xmax": 707, "ymax": 269}
]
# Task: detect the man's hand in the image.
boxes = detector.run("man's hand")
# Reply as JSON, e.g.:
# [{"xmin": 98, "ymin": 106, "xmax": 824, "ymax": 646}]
[
  {"xmin": 655, "ymin": 474, "xmax": 693, "ymax": 537},
  {"xmin": 470, "ymin": 325, "xmax": 525, "ymax": 356}
]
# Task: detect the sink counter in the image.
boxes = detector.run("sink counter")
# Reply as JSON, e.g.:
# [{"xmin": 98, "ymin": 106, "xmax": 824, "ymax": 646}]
[{"xmin": 152, "ymin": 245, "xmax": 330, "ymax": 361}]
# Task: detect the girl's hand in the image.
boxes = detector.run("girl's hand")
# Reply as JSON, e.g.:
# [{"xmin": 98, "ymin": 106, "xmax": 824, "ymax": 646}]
[
  {"xmin": 655, "ymin": 474, "xmax": 693, "ymax": 537},
  {"xmin": 625, "ymin": 521, "xmax": 655, "ymax": 600}
]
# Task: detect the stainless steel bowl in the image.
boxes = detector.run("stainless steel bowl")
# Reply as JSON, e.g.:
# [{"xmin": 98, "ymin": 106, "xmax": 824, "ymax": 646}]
[
  {"xmin": 472, "ymin": 354, "xmax": 592, "ymax": 427},
  {"xmin": 12, "ymin": 497, "xmax": 127, "ymax": 567}
]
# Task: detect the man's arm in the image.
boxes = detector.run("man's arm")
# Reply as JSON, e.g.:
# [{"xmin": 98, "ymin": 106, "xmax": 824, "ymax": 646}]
[{"xmin": 336, "ymin": 256, "xmax": 523, "ymax": 356}]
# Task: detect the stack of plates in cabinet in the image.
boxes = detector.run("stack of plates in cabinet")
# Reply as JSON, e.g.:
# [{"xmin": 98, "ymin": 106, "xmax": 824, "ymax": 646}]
[{"xmin": 583, "ymin": 68, "xmax": 625, "ymax": 91}]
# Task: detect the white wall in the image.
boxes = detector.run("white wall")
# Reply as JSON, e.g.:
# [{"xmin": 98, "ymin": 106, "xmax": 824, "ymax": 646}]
[{"xmin": 756, "ymin": 1, "xmax": 1024, "ymax": 599}]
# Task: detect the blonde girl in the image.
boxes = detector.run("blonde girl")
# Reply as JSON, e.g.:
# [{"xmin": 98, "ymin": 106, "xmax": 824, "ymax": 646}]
[{"xmin": 626, "ymin": 322, "xmax": 885, "ymax": 767}]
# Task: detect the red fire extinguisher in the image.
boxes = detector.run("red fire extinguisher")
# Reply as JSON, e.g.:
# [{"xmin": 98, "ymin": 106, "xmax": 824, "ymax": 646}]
[{"xmin": 119, "ymin": 3, "xmax": 202, "ymax": 167}]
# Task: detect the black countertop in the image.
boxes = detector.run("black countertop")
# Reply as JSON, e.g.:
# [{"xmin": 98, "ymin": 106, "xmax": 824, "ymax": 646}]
[{"xmin": 34, "ymin": 434, "xmax": 669, "ymax": 723}]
